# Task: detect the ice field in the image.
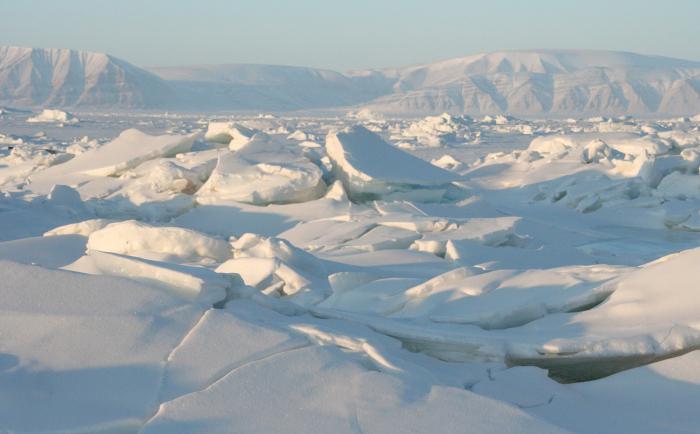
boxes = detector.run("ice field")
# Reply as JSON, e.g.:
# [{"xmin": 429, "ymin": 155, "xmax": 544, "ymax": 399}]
[{"xmin": 2, "ymin": 109, "xmax": 700, "ymax": 433}]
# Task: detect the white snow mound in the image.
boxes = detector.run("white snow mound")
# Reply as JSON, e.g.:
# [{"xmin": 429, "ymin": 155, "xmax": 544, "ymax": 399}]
[{"xmin": 86, "ymin": 220, "xmax": 231, "ymax": 262}]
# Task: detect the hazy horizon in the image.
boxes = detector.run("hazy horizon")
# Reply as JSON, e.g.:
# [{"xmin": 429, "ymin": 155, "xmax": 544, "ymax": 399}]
[{"xmin": 2, "ymin": 0, "xmax": 699, "ymax": 70}]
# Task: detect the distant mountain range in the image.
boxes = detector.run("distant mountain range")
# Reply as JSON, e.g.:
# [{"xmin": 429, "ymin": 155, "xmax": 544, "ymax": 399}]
[
  {"xmin": 1, "ymin": 45, "xmax": 700, "ymax": 115},
  {"xmin": 148, "ymin": 63, "xmax": 392, "ymax": 111},
  {"xmin": 0, "ymin": 46, "xmax": 174, "ymax": 108}
]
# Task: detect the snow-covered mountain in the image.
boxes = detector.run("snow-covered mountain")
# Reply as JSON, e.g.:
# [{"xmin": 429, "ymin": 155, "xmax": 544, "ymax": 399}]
[
  {"xmin": 2, "ymin": 46, "xmax": 700, "ymax": 115},
  {"xmin": 364, "ymin": 50, "xmax": 700, "ymax": 115},
  {"xmin": 0, "ymin": 46, "xmax": 174, "ymax": 108},
  {"xmin": 0, "ymin": 46, "xmax": 391, "ymax": 110}
]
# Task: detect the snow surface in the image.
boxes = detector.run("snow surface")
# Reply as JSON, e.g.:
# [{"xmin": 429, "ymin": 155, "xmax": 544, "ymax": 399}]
[{"xmin": 2, "ymin": 111, "xmax": 700, "ymax": 432}]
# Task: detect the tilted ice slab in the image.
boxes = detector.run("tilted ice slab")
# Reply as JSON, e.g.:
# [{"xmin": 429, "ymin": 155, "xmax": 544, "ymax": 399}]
[
  {"xmin": 394, "ymin": 265, "xmax": 625, "ymax": 328},
  {"xmin": 400, "ymin": 113, "xmax": 473, "ymax": 147},
  {"xmin": 325, "ymin": 125, "xmax": 461, "ymax": 201},
  {"xmin": 65, "ymin": 250, "xmax": 232, "ymax": 304},
  {"xmin": 409, "ymin": 216, "xmax": 524, "ymax": 258},
  {"xmin": 279, "ymin": 217, "xmax": 421, "ymax": 255},
  {"xmin": 280, "ymin": 212, "xmax": 522, "ymax": 258},
  {"xmin": 74, "ymin": 129, "xmax": 198, "ymax": 177},
  {"xmin": 318, "ymin": 264, "xmax": 624, "ymax": 330},
  {"xmin": 318, "ymin": 276, "xmax": 425, "ymax": 315},
  {"xmin": 27, "ymin": 129, "xmax": 198, "ymax": 194},
  {"xmin": 217, "ymin": 233, "xmax": 331, "ymax": 305},
  {"xmin": 196, "ymin": 135, "xmax": 326, "ymax": 205},
  {"xmin": 506, "ymin": 245, "xmax": 700, "ymax": 378}
]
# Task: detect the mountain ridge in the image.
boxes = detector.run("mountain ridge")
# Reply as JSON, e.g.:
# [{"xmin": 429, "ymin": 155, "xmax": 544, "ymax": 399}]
[
  {"xmin": 0, "ymin": 46, "xmax": 175, "ymax": 108},
  {"xmin": 1, "ymin": 45, "xmax": 700, "ymax": 115}
]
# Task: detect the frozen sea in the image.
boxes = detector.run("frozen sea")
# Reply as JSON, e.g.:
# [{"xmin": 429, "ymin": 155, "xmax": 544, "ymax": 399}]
[{"xmin": 2, "ymin": 108, "xmax": 700, "ymax": 433}]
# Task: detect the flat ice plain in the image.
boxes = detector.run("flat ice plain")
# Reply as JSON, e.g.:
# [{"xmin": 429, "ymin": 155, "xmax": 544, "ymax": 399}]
[{"xmin": 2, "ymin": 109, "xmax": 700, "ymax": 433}]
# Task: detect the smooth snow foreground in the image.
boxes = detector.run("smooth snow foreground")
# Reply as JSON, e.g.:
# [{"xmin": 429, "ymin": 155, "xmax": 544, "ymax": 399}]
[{"xmin": 2, "ymin": 110, "xmax": 700, "ymax": 433}]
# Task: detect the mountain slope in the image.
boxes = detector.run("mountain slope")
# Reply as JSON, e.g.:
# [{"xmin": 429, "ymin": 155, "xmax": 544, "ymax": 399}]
[
  {"xmin": 0, "ymin": 46, "xmax": 175, "ymax": 108},
  {"xmin": 362, "ymin": 50, "xmax": 700, "ymax": 115}
]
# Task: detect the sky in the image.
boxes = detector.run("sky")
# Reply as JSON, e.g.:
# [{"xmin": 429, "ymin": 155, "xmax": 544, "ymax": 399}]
[{"xmin": 2, "ymin": 0, "xmax": 699, "ymax": 71}]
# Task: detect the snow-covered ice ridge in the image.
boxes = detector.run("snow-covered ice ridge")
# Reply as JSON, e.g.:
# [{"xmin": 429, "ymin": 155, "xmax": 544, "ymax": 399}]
[
  {"xmin": 3, "ymin": 110, "xmax": 700, "ymax": 432},
  {"xmin": 3, "ymin": 45, "xmax": 700, "ymax": 115}
]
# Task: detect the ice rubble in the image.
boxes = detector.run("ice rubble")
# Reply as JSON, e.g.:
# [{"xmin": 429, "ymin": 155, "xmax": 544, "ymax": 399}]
[
  {"xmin": 217, "ymin": 233, "xmax": 330, "ymax": 304},
  {"xmin": 27, "ymin": 129, "xmax": 198, "ymax": 195},
  {"xmin": 400, "ymin": 113, "xmax": 474, "ymax": 147},
  {"xmin": 431, "ymin": 154, "xmax": 466, "ymax": 171},
  {"xmin": 174, "ymin": 179, "xmax": 354, "ymax": 239},
  {"xmin": 66, "ymin": 250, "xmax": 232, "ymax": 304},
  {"xmin": 26, "ymin": 108, "xmax": 79, "ymax": 124},
  {"xmin": 196, "ymin": 134, "xmax": 326, "ymax": 205},
  {"xmin": 314, "ymin": 244, "xmax": 700, "ymax": 384},
  {"xmin": 4, "ymin": 113, "xmax": 700, "ymax": 432},
  {"xmin": 470, "ymin": 129, "xmax": 700, "ymax": 233},
  {"xmin": 89, "ymin": 158, "xmax": 209, "ymax": 221},
  {"xmin": 204, "ymin": 121, "xmax": 257, "ymax": 149}
]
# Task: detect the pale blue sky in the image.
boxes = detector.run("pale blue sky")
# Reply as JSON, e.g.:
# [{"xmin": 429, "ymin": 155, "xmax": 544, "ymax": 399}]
[{"xmin": 2, "ymin": 0, "xmax": 699, "ymax": 70}]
